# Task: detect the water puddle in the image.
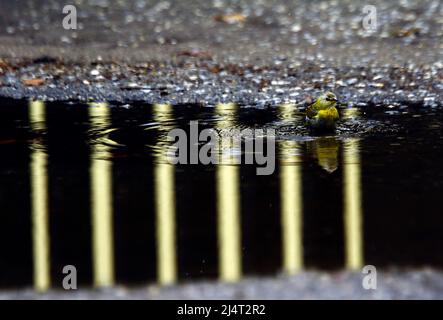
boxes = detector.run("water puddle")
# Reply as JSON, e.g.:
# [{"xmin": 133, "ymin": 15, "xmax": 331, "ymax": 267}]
[{"xmin": 0, "ymin": 98, "xmax": 442, "ymax": 291}]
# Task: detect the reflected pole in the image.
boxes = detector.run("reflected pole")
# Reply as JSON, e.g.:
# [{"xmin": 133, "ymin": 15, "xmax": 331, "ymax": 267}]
[
  {"xmin": 153, "ymin": 104, "xmax": 177, "ymax": 285},
  {"xmin": 343, "ymin": 138, "xmax": 364, "ymax": 270},
  {"xmin": 29, "ymin": 100, "xmax": 50, "ymax": 292},
  {"xmin": 278, "ymin": 104, "xmax": 303, "ymax": 274},
  {"xmin": 215, "ymin": 103, "xmax": 242, "ymax": 282},
  {"xmin": 89, "ymin": 102, "xmax": 115, "ymax": 287}
]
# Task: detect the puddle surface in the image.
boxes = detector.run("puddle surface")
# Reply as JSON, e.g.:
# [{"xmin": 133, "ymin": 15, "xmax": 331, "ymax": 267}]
[{"xmin": 0, "ymin": 98, "xmax": 442, "ymax": 290}]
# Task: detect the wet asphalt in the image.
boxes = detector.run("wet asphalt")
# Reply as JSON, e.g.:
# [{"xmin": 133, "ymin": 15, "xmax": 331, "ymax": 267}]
[
  {"xmin": 2, "ymin": 270, "xmax": 443, "ymax": 300},
  {"xmin": 0, "ymin": 0, "xmax": 441, "ymax": 107}
]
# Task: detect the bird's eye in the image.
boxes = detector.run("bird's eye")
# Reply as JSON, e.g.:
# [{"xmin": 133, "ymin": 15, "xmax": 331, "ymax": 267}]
[{"xmin": 326, "ymin": 95, "xmax": 337, "ymax": 101}]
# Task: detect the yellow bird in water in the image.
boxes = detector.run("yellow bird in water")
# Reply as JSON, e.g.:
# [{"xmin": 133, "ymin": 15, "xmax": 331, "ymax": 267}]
[{"xmin": 306, "ymin": 91, "xmax": 339, "ymax": 131}]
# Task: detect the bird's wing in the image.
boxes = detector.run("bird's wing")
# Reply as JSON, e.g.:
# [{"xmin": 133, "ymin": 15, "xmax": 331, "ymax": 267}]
[{"xmin": 306, "ymin": 103, "xmax": 318, "ymax": 119}]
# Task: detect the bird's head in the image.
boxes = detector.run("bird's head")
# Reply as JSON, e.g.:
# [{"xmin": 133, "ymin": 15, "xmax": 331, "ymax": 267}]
[{"xmin": 316, "ymin": 91, "xmax": 338, "ymax": 109}]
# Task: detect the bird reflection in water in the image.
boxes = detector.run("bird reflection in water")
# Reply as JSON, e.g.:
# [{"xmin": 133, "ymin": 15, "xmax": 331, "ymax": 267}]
[{"xmin": 307, "ymin": 137, "xmax": 340, "ymax": 173}]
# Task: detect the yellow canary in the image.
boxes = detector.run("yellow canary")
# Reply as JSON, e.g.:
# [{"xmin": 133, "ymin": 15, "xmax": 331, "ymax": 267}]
[{"xmin": 306, "ymin": 92, "xmax": 339, "ymax": 131}]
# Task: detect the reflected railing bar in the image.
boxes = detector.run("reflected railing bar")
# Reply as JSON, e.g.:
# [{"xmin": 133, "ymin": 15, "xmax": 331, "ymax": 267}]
[
  {"xmin": 278, "ymin": 103, "xmax": 303, "ymax": 274},
  {"xmin": 153, "ymin": 103, "xmax": 177, "ymax": 285},
  {"xmin": 29, "ymin": 100, "xmax": 51, "ymax": 292},
  {"xmin": 89, "ymin": 102, "xmax": 115, "ymax": 287},
  {"xmin": 343, "ymin": 138, "xmax": 364, "ymax": 269},
  {"xmin": 215, "ymin": 103, "xmax": 242, "ymax": 282}
]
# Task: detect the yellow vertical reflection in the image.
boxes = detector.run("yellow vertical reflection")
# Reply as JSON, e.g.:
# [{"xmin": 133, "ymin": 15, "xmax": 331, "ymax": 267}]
[
  {"xmin": 278, "ymin": 103, "xmax": 303, "ymax": 274},
  {"xmin": 215, "ymin": 103, "xmax": 241, "ymax": 282},
  {"xmin": 29, "ymin": 100, "xmax": 50, "ymax": 292},
  {"xmin": 343, "ymin": 138, "xmax": 363, "ymax": 270},
  {"xmin": 89, "ymin": 102, "xmax": 114, "ymax": 287},
  {"xmin": 153, "ymin": 103, "xmax": 177, "ymax": 285}
]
